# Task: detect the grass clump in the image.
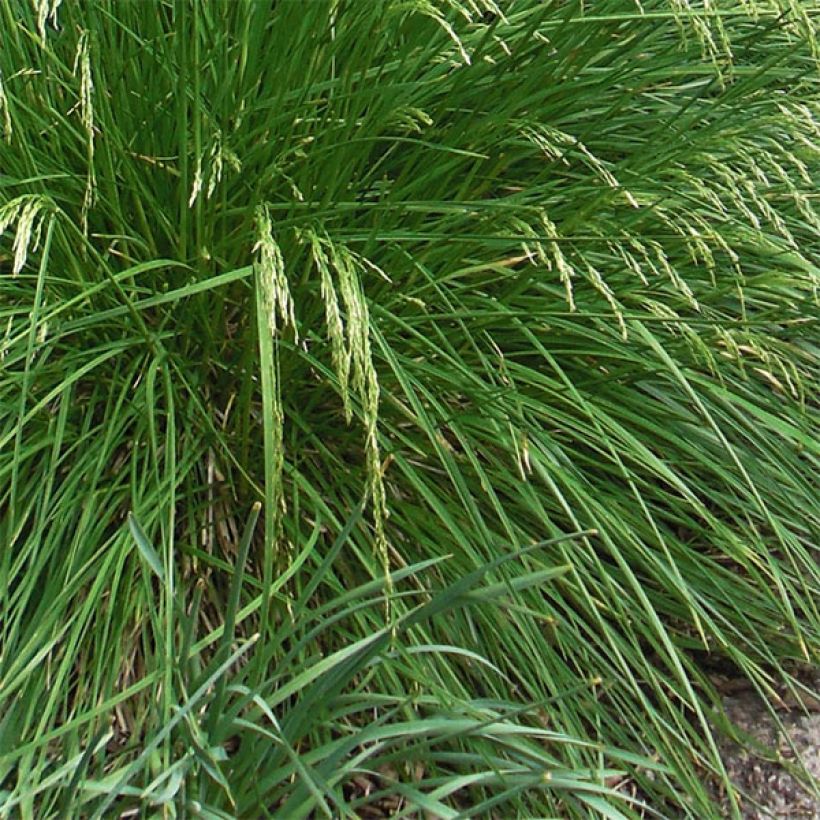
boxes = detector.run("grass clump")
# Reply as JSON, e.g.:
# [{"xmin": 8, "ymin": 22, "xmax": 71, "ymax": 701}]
[{"xmin": 0, "ymin": 1, "xmax": 818, "ymax": 816}]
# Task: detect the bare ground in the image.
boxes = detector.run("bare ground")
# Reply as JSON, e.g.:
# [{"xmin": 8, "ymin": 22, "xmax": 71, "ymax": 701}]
[{"xmin": 712, "ymin": 686, "xmax": 820, "ymax": 818}]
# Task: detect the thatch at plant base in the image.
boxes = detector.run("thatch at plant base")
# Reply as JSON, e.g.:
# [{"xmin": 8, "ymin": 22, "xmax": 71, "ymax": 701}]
[{"xmin": 0, "ymin": 1, "xmax": 818, "ymax": 817}]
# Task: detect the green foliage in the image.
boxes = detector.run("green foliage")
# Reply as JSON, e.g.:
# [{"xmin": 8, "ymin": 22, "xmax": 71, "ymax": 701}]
[{"xmin": 0, "ymin": 0, "xmax": 818, "ymax": 816}]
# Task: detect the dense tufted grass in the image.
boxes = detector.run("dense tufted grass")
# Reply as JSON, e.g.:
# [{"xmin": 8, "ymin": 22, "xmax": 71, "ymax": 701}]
[{"xmin": 0, "ymin": 1, "xmax": 818, "ymax": 816}]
